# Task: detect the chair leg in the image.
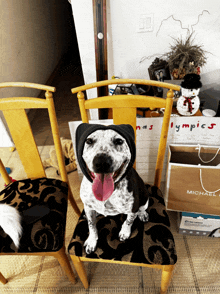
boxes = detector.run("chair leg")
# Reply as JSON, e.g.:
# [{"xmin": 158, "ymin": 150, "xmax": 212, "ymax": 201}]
[
  {"xmin": 0, "ymin": 272, "xmax": 8, "ymax": 284},
  {"xmin": 68, "ymin": 187, "xmax": 81, "ymax": 217},
  {"xmin": 160, "ymin": 265, "xmax": 175, "ymax": 294},
  {"xmin": 54, "ymin": 246, "xmax": 76, "ymax": 284},
  {"xmin": 71, "ymin": 255, "xmax": 89, "ymax": 289}
]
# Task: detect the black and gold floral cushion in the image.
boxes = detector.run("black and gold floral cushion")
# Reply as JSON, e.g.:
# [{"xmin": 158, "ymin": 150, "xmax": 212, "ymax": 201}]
[
  {"xmin": 68, "ymin": 185, "xmax": 177, "ymax": 265},
  {"xmin": 0, "ymin": 178, "xmax": 68, "ymax": 253}
]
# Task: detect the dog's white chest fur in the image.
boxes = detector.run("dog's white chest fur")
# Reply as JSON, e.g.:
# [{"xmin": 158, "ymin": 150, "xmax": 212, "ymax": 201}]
[{"xmin": 81, "ymin": 176, "xmax": 134, "ymax": 216}]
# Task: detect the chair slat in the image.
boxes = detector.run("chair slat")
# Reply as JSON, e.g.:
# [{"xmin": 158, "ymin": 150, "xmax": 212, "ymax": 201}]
[
  {"xmin": 46, "ymin": 91, "xmax": 68, "ymax": 183},
  {"xmin": 113, "ymin": 107, "xmax": 137, "ymax": 169},
  {"xmin": 77, "ymin": 91, "xmax": 89, "ymax": 123},
  {"xmin": 113, "ymin": 107, "xmax": 137, "ymax": 139},
  {"xmin": 0, "ymin": 82, "xmax": 55, "ymax": 92},
  {"xmin": 154, "ymin": 90, "xmax": 174, "ymax": 187},
  {"xmin": 0, "ymin": 159, "xmax": 12, "ymax": 185},
  {"xmin": 71, "ymin": 79, "xmax": 181, "ymax": 94},
  {"xmin": 84, "ymin": 95, "xmax": 166, "ymax": 110},
  {"xmin": 0, "ymin": 98, "xmax": 48, "ymax": 110}
]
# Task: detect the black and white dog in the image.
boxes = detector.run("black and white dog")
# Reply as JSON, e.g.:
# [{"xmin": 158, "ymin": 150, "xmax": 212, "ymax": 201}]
[
  {"xmin": 76, "ymin": 123, "xmax": 149, "ymax": 254},
  {"xmin": 0, "ymin": 204, "xmax": 22, "ymax": 248}
]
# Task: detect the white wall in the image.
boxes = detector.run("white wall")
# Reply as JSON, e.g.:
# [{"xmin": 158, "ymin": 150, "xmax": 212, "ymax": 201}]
[
  {"xmin": 108, "ymin": 0, "xmax": 220, "ymax": 79},
  {"xmin": 72, "ymin": 0, "xmax": 220, "ymax": 89},
  {"xmin": 70, "ymin": 0, "xmax": 98, "ymax": 119},
  {"xmin": 0, "ymin": 0, "xmax": 71, "ymax": 146},
  {"xmin": 0, "ymin": 0, "xmax": 71, "ymax": 98}
]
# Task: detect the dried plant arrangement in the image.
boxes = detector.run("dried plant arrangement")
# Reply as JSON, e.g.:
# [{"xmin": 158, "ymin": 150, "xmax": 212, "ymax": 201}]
[{"xmin": 163, "ymin": 33, "xmax": 207, "ymax": 79}]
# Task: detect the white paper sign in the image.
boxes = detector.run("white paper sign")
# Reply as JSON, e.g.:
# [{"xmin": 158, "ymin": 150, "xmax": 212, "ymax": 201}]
[
  {"xmin": 0, "ymin": 118, "xmax": 14, "ymax": 147},
  {"xmin": 69, "ymin": 117, "xmax": 220, "ymax": 184}
]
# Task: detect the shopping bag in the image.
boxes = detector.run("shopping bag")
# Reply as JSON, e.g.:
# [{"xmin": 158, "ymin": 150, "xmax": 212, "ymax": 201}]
[{"xmin": 165, "ymin": 144, "xmax": 220, "ymax": 215}]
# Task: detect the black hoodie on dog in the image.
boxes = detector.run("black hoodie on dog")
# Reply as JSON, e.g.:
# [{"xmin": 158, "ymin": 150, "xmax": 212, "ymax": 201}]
[{"xmin": 75, "ymin": 123, "xmax": 149, "ymax": 213}]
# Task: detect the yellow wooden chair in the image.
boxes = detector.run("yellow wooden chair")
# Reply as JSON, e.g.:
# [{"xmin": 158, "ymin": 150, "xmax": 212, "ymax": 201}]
[
  {"xmin": 0, "ymin": 82, "xmax": 81, "ymax": 284},
  {"xmin": 68, "ymin": 79, "xmax": 180, "ymax": 294}
]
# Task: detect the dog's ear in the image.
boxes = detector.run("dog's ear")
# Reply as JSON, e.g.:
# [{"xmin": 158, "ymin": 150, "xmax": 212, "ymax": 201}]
[
  {"xmin": 75, "ymin": 123, "xmax": 98, "ymax": 145},
  {"xmin": 115, "ymin": 124, "xmax": 135, "ymax": 142},
  {"xmin": 75, "ymin": 123, "xmax": 95, "ymax": 183},
  {"xmin": 76, "ymin": 123, "xmax": 90, "ymax": 142},
  {"xmin": 121, "ymin": 124, "xmax": 135, "ymax": 141}
]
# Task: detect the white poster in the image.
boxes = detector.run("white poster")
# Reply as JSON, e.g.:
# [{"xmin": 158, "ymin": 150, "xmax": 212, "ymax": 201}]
[
  {"xmin": 0, "ymin": 118, "xmax": 14, "ymax": 147},
  {"xmin": 69, "ymin": 117, "xmax": 220, "ymax": 184}
]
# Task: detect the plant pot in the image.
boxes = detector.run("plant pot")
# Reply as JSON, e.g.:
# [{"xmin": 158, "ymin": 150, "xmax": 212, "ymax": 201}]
[{"xmin": 171, "ymin": 66, "xmax": 200, "ymax": 80}]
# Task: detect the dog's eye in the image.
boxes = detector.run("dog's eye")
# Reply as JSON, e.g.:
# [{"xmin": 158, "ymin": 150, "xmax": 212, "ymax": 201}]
[
  {"xmin": 113, "ymin": 138, "xmax": 124, "ymax": 145},
  {"xmin": 85, "ymin": 138, "xmax": 94, "ymax": 145}
]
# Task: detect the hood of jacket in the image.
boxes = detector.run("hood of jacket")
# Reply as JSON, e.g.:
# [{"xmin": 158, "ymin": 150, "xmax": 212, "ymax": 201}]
[{"xmin": 75, "ymin": 123, "xmax": 136, "ymax": 184}]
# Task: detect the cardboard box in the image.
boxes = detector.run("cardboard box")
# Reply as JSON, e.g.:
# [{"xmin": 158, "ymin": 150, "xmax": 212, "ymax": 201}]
[{"xmin": 178, "ymin": 212, "xmax": 220, "ymax": 237}]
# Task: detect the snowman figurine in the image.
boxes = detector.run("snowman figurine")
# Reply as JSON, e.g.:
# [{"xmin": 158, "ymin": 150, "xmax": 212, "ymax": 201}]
[{"xmin": 177, "ymin": 73, "xmax": 202, "ymax": 116}]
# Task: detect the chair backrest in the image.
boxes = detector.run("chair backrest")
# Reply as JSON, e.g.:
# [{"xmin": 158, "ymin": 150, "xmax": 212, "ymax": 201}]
[
  {"xmin": 71, "ymin": 79, "xmax": 180, "ymax": 188},
  {"xmin": 0, "ymin": 82, "xmax": 68, "ymax": 183}
]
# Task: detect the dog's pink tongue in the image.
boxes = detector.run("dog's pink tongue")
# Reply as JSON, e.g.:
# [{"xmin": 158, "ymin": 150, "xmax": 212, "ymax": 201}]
[{"xmin": 92, "ymin": 173, "xmax": 114, "ymax": 201}]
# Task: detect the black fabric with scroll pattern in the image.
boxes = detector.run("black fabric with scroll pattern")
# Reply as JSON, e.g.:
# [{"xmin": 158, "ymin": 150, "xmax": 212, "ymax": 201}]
[
  {"xmin": 68, "ymin": 185, "xmax": 177, "ymax": 265},
  {"xmin": 0, "ymin": 178, "xmax": 68, "ymax": 253}
]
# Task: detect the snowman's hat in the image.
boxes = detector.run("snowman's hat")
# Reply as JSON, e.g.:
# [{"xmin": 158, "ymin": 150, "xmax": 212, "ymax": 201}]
[{"xmin": 181, "ymin": 73, "xmax": 202, "ymax": 89}]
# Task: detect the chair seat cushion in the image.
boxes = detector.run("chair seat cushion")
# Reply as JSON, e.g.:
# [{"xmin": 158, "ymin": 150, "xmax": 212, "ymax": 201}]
[
  {"xmin": 68, "ymin": 185, "xmax": 177, "ymax": 265},
  {"xmin": 0, "ymin": 178, "xmax": 68, "ymax": 253}
]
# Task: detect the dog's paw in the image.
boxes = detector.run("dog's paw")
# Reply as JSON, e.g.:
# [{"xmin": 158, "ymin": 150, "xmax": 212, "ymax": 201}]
[
  {"xmin": 119, "ymin": 223, "xmax": 131, "ymax": 241},
  {"xmin": 138, "ymin": 211, "xmax": 149, "ymax": 222},
  {"xmin": 84, "ymin": 235, "xmax": 98, "ymax": 254}
]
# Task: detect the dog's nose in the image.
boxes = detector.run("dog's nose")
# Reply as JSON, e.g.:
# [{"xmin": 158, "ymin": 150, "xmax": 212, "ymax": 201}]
[{"xmin": 93, "ymin": 154, "xmax": 113, "ymax": 173}]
